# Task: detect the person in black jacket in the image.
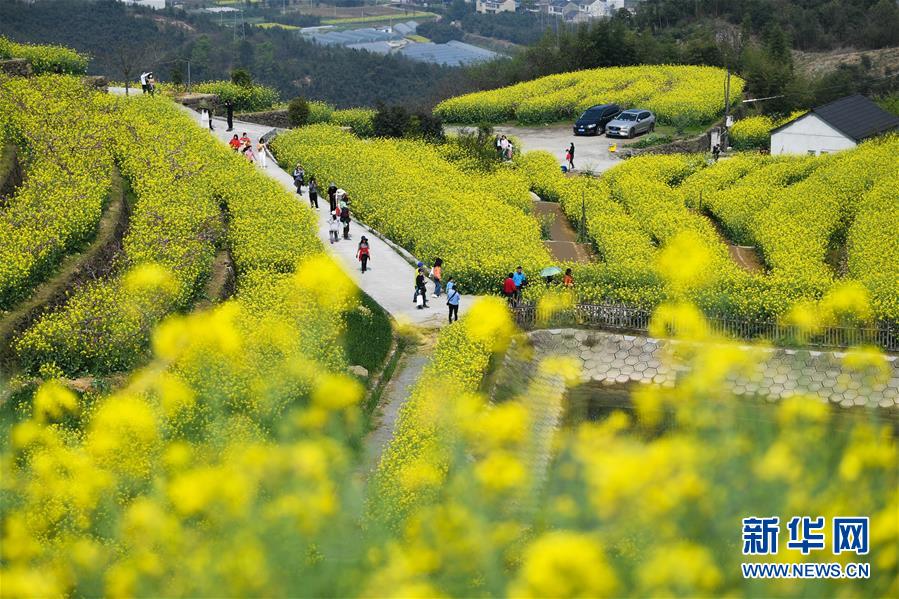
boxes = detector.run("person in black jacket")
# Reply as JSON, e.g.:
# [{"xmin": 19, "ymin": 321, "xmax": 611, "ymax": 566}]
[
  {"xmin": 327, "ymin": 183, "xmax": 338, "ymax": 212},
  {"xmin": 415, "ymin": 268, "xmax": 429, "ymax": 309},
  {"xmin": 225, "ymin": 100, "xmax": 234, "ymax": 131},
  {"xmin": 340, "ymin": 204, "xmax": 351, "ymax": 239}
]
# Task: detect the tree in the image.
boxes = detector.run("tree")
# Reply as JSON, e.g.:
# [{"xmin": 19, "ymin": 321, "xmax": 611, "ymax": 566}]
[
  {"xmin": 189, "ymin": 35, "xmax": 212, "ymax": 79},
  {"xmin": 108, "ymin": 32, "xmax": 162, "ymax": 96},
  {"xmin": 372, "ymin": 104, "xmax": 412, "ymax": 138},
  {"xmin": 412, "ymin": 112, "xmax": 444, "ymax": 142},
  {"xmin": 287, "ymin": 96, "xmax": 310, "ymax": 127},
  {"xmin": 171, "ymin": 64, "xmax": 184, "ymax": 86},
  {"xmin": 864, "ymin": 0, "xmax": 899, "ymax": 48},
  {"xmin": 231, "ymin": 68, "xmax": 253, "ymax": 88}
]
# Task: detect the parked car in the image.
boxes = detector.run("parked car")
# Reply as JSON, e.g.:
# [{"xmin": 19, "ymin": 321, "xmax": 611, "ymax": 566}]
[
  {"xmin": 605, "ymin": 109, "xmax": 656, "ymax": 138},
  {"xmin": 573, "ymin": 104, "xmax": 620, "ymax": 136}
]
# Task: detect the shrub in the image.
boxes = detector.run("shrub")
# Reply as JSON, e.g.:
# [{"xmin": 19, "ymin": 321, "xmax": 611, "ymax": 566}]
[
  {"xmin": 372, "ymin": 104, "xmax": 412, "ymax": 138},
  {"xmin": 192, "ymin": 80, "xmax": 279, "ymax": 112},
  {"xmin": 230, "ymin": 68, "xmax": 253, "ymax": 88},
  {"xmin": 287, "ymin": 96, "xmax": 311, "ymax": 127}
]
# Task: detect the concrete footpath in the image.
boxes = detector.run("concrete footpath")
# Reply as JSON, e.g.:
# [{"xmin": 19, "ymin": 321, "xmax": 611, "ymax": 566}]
[{"xmin": 111, "ymin": 89, "xmax": 474, "ymax": 327}]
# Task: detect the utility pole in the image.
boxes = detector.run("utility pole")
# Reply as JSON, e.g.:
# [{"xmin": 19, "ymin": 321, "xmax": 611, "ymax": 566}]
[{"xmin": 722, "ymin": 67, "xmax": 731, "ymax": 150}]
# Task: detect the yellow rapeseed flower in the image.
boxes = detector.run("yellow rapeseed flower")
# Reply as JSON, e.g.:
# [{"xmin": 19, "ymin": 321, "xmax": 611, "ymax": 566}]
[{"xmin": 509, "ymin": 531, "xmax": 618, "ymax": 598}]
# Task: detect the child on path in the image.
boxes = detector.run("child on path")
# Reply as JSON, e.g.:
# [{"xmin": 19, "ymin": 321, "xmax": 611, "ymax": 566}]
[
  {"xmin": 357, "ymin": 236, "xmax": 370, "ymax": 273},
  {"xmin": 308, "ymin": 177, "xmax": 319, "ymax": 208},
  {"xmin": 415, "ymin": 268, "xmax": 429, "ymax": 309},
  {"xmin": 446, "ymin": 284, "xmax": 460, "ymax": 323},
  {"xmin": 242, "ymin": 141, "xmax": 255, "ymax": 163},
  {"xmin": 329, "ymin": 214, "xmax": 340, "ymax": 244},
  {"xmin": 566, "ymin": 142, "xmax": 575, "ymax": 170},
  {"xmin": 229, "ymin": 134, "xmax": 241, "ymax": 150},
  {"xmin": 431, "ymin": 258, "xmax": 443, "ymax": 297}
]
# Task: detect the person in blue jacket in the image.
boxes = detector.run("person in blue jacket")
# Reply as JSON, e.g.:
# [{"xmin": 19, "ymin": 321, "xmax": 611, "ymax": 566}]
[{"xmin": 512, "ymin": 266, "xmax": 527, "ymax": 301}]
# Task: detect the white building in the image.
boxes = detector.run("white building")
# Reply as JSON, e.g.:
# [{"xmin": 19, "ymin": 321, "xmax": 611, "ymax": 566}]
[
  {"xmin": 476, "ymin": 0, "xmax": 518, "ymax": 14},
  {"xmin": 121, "ymin": 0, "xmax": 166, "ymax": 10},
  {"xmin": 577, "ymin": 0, "xmax": 612, "ymax": 18},
  {"xmin": 769, "ymin": 94, "xmax": 899, "ymax": 156}
]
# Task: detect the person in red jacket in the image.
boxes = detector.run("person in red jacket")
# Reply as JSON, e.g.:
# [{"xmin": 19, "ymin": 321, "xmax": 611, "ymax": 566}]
[{"xmin": 503, "ymin": 273, "xmax": 517, "ymax": 306}]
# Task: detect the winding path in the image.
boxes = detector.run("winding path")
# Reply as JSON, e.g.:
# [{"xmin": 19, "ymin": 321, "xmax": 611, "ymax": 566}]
[
  {"xmin": 205, "ymin": 114, "xmax": 477, "ymax": 327},
  {"xmin": 111, "ymin": 89, "xmax": 474, "ymax": 327}
]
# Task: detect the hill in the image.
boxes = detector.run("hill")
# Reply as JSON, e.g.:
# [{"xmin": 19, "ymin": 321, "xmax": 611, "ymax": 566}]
[{"xmin": 0, "ymin": 0, "xmax": 474, "ymax": 109}]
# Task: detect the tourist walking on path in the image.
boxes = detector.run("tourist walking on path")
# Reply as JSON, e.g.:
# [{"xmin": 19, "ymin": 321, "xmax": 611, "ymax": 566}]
[
  {"xmin": 567, "ymin": 142, "xmax": 575, "ymax": 170},
  {"xmin": 357, "ymin": 236, "xmax": 371, "ymax": 273},
  {"xmin": 241, "ymin": 141, "xmax": 255, "ymax": 163},
  {"xmin": 503, "ymin": 273, "xmax": 517, "ymax": 306},
  {"xmin": 340, "ymin": 203, "xmax": 351, "ymax": 240},
  {"xmin": 140, "ymin": 72, "xmax": 150, "ymax": 94},
  {"xmin": 293, "ymin": 164, "xmax": 305, "ymax": 194},
  {"xmin": 513, "ymin": 266, "xmax": 527, "ymax": 302},
  {"xmin": 256, "ymin": 140, "xmax": 268, "ymax": 168},
  {"xmin": 500, "ymin": 135, "xmax": 512, "ymax": 160},
  {"xmin": 446, "ymin": 285, "xmax": 460, "ymax": 323},
  {"xmin": 415, "ymin": 268, "xmax": 429, "ymax": 309},
  {"xmin": 308, "ymin": 177, "xmax": 319, "ymax": 208},
  {"xmin": 431, "ymin": 258, "xmax": 443, "ymax": 297},
  {"xmin": 327, "ymin": 182, "xmax": 338, "ymax": 212},
  {"xmin": 225, "ymin": 100, "xmax": 234, "ymax": 132},
  {"xmin": 329, "ymin": 214, "xmax": 340, "ymax": 244},
  {"xmin": 201, "ymin": 108, "xmax": 214, "ymax": 131}
]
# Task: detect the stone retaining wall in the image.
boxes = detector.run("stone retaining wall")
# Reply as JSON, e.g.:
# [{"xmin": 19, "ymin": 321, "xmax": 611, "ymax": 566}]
[
  {"xmin": 619, "ymin": 131, "xmax": 711, "ymax": 158},
  {"xmin": 238, "ymin": 109, "xmax": 290, "ymax": 129},
  {"xmin": 509, "ymin": 329, "xmax": 898, "ymax": 408},
  {"xmin": 0, "ymin": 59, "xmax": 32, "ymax": 77}
]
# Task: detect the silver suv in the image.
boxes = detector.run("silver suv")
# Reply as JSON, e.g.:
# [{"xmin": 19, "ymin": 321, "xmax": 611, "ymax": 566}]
[{"xmin": 605, "ymin": 109, "xmax": 656, "ymax": 138}]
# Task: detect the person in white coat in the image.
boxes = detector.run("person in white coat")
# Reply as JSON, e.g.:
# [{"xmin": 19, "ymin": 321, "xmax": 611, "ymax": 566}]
[
  {"xmin": 200, "ymin": 108, "xmax": 214, "ymax": 131},
  {"xmin": 257, "ymin": 140, "xmax": 268, "ymax": 168}
]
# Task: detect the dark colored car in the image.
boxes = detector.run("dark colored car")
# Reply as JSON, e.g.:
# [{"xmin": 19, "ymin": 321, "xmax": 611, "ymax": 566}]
[{"xmin": 573, "ymin": 104, "xmax": 621, "ymax": 136}]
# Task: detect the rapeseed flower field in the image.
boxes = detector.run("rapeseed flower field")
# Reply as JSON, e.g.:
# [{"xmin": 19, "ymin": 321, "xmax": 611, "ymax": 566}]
[
  {"xmin": 0, "ymin": 48, "xmax": 895, "ymax": 598},
  {"xmin": 435, "ymin": 65, "xmax": 744, "ymax": 126},
  {"xmin": 514, "ymin": 135, "xmax": 899, "ymax": 321}
]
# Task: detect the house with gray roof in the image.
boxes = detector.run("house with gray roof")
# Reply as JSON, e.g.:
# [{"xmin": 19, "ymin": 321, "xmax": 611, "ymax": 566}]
[{"xmin": 770, "ymin": 94, "xmax": 899, "ymax": 156}]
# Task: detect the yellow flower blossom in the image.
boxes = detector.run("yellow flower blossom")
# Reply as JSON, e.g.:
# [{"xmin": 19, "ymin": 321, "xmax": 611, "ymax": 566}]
[{"xmin": 509, "ymin": 531, "xmax": 618, "ymax": 598}]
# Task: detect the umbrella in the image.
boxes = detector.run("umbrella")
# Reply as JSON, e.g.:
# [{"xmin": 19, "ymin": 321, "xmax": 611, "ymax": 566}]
[{"xmin": 540, "ymin": 266, "xmax": 562, "ymax": 277}]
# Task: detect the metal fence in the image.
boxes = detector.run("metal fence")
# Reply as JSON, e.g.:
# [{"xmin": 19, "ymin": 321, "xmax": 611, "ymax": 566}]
[{"xmin": 510, "ymin": 303, "xmax": 899, "ymax": 352}]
